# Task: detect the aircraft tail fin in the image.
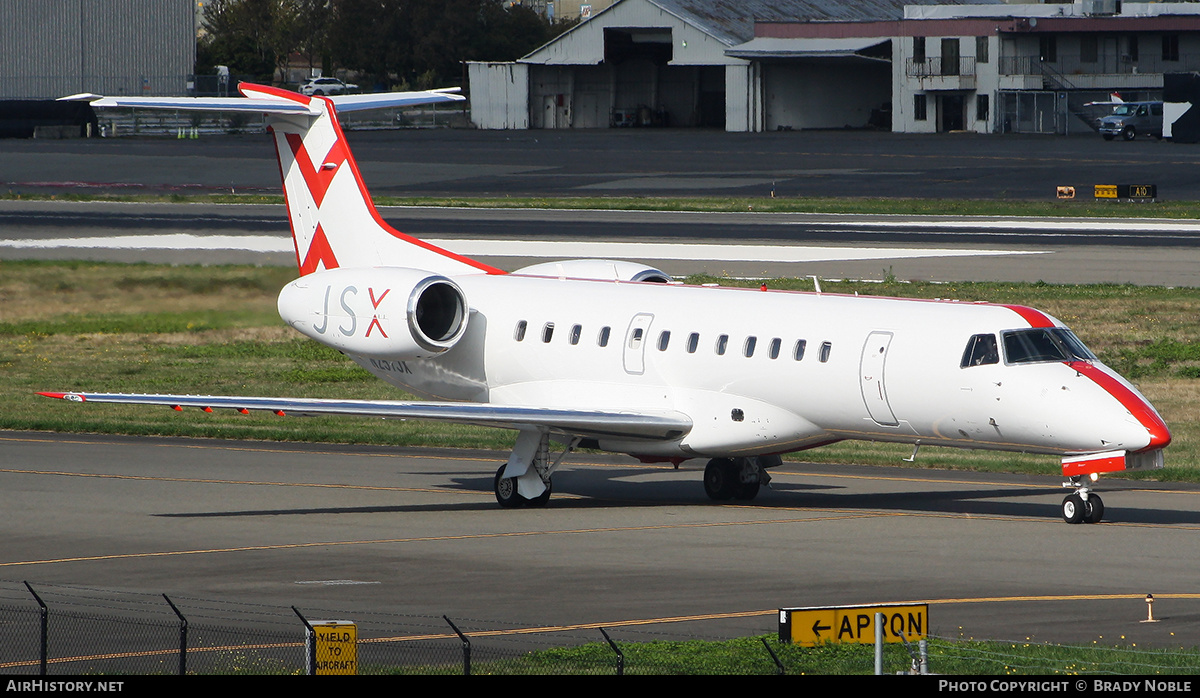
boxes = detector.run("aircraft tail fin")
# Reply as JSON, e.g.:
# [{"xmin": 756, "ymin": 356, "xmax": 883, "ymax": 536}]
[{"xmin": 61, "ymin": 84, "xmax": 503, "ymax": 277}]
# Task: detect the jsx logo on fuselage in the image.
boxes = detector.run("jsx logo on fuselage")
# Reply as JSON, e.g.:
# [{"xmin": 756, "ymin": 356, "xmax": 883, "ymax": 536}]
[{"xmin": 313, "ymin": 286, "xmax": 390, "ymax": 338}]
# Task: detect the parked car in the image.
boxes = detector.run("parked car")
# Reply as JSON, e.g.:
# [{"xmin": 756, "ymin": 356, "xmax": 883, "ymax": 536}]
[
  {"xmin": 299, "ymin": 77, "xmax": 358, "ymax": 96},
  {"xmin": 1098, "ymin": 101, "xmax": 1163, "ymax": 141}
]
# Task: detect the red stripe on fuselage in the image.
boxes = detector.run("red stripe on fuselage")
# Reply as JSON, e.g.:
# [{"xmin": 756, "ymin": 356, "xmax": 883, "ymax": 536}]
[
  {"xmin": 1003, "ymin": 305, "xmax": 1055, "ymax": 328},
  {"xmin": 1070, "ymin": 361, "xmax": 1171, "ymax": 451}
]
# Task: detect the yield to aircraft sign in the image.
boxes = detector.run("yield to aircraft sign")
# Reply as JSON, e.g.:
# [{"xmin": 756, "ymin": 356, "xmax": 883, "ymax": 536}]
[{"xmin": 779, "ymin": 603, "xmax": 927, "ymax": 646}]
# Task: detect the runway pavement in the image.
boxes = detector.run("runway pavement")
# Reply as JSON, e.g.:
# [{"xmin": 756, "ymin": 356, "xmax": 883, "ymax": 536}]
[
  {"xmin": 3, "ymin": 431, "xmax": 1199, "ymax": 649},
  {"xmin": 3, "ymin": 200, "xmax": 1200, "ymax": 285}
]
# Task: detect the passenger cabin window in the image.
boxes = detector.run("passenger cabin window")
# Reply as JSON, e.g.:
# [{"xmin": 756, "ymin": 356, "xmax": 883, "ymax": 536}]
[
  {"xmin": 1003, "ymin": 328, "xmax": 1095, "ymax": 365},
  {"xmin": 818, "ymin": 341, "xmax": 832, "ymax": 363},
  {"xmin": 514, "ymin": 320, "xmax": 527, "ymax": 341},
  {"xmin": 628, "ymin": 327, "xmax": 644, "ymax": 349},
  {"xmin": 744, "ymin": 336, "xmax": 757, "ymax": 358},
  {"xmin": 961, "ymin": 333, "xmax": 999, "ymax": 368},
  {"xmin": 598, "ymin": 326, "xmax": 611, "ymax": 347},
  {"xmin": 542, "ymin": 322, "xmax": 555, "ymax": 343},
  {"xmin": 687, "ymin": 332, "xmax": 699, "ymax": 353},
  {"xmin": 570, "ymin": 324, "xmax": 582, "ymax": 345},
  {"xmin": 716, "ymin": 334, "xmax": 729, "ymax": 356},
  {"xmin": 793, "ymin": 339, "xmax": 807, "ymax": 361},
  {"xmin": 769, "ymin": 338, "xmax": 781, "ymax": 359},
  {"xmin": 658, "ymin": 330, "xmax": 671, "ymax": 351}
]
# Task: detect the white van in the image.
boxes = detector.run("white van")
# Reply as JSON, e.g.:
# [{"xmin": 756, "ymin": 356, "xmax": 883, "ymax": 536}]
[{"xmin": 1098, "ymin": 101, "xmax": 1163, "ymax": 141}]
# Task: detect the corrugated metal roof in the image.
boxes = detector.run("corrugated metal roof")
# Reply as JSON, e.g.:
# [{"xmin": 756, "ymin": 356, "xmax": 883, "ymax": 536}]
[
  {"xmin": 648, "ymin": 0, "xmax": 1007, "ymax": 45},
  {"xmin": 726, "ymin": 36, "xmax": 891, "ymax": 60}
]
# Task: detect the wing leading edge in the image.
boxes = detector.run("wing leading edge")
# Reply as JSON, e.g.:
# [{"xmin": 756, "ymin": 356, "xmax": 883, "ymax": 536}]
[{"xmin": 37, "ymin": 392, "xmax": 691, "ymax": 441}]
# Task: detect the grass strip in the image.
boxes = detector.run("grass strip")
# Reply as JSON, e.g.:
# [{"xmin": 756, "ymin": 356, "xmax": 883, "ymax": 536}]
[
  {"xmin": 374, "ymin": 635, "xmax": 1200, "ymax": 675},
  {"xmin": 5, "ymin": 191, "xmax": 1199, "ymax": 219}
]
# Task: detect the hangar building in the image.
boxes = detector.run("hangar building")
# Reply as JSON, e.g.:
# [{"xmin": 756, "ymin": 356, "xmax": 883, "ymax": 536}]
[
  {"xmin": 0, "ymin": 0, "xmax": 195, "ymax": 99},
  {"xmin": 470, "ymin": 0, "xmax": 1200, "ymax": 134},
  {"xmin": 468, "ymin": 0, "xmax": 986, "ymax": 131}
]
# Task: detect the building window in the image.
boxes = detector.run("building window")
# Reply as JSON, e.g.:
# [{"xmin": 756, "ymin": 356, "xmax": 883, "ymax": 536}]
[
  {"xmin": 976, "ymin": 93, "xmax": 989, "ymax": 122},
  {"xmin": 1127, "ymin": 35, "xmax": 1139, "ymax": 62},
  {"xmin": 1164, "ymin": 35, "xmax": 1180, "ymax": 62},
  {"xmin": 1040, "ymin": 35, "xmax": 1057, "ymax": 63},
  {"xmin": 941, "ymin": 38, "xmax": 960, "ymax": 76},
  {"xmin": 1081, "ymin": 35, "xmax": 1098, "ymax": 63},
  {"xmin": 913, "ymin": 36, "xmax": 926, "ymax": 63},
  {"xmin": 975, "ymin": 36, "xmax": 989, "ymax": 64},
  {"xmin": 914, "ymin": 94, "xmax": 927, "ymax": 121}
]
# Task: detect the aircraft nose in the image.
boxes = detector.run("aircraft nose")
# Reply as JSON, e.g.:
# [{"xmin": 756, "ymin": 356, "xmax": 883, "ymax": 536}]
[{"xmin": 1073, "ymin": 361, "xmax": 1171, "ymax": 451}]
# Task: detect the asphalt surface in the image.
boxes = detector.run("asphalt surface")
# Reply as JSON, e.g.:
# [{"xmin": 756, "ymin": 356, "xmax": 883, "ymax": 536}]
[
  {"xmin": 3, "ymin": 127, "xmax": 1200, "ymax": 200},
  {"xmin": 4, "ymin": 431, "xmax": 1200, "ymax": 652}
]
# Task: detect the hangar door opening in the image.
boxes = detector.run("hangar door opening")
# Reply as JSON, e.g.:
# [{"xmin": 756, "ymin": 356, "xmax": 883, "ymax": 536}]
[
  {"xmin": 604, "ymin": 28, "xmax": 725, "ymax": 128},
  {"xmin": 529, "ymin": 29, "xmax": 725, "ymax": 129}
]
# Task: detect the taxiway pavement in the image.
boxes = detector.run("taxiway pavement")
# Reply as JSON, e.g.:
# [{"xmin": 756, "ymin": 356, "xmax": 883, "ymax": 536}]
[{"xmin": 3, "ymin": 431, "xmax": 1199, "ymax": 647}]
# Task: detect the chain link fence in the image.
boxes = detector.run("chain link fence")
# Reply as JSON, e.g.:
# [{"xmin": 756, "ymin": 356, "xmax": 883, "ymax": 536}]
[{"xmin": 2, "ymin": 582, "xmax": 1198, "ymax": 675}]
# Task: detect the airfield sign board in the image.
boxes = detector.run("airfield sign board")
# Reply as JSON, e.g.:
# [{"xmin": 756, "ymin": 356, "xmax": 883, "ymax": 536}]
[
  {"xmin": 309, "ymin": 620, "xmax": 358, "ymax": 675},
  {"xmin": 779, "ymin": 603, "xmax": 927, "ymax": 646}
]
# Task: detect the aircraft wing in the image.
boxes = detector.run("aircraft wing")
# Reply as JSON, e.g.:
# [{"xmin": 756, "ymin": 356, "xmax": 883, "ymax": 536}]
[{"xmin": 37, "ymin": 392, "xmax": 691, "ymax": 441}]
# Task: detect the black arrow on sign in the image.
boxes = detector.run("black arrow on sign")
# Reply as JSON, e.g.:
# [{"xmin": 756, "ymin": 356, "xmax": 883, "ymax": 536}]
[{"xmin": 812, "ymin": 619, "xmax": 831, "ymax": 638}]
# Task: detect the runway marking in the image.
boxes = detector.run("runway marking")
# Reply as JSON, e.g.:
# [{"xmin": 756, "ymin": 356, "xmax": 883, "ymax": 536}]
[
  {"xmin": 0, "ymin": 466, "xmax": 482, "ymax": 495},
  {"xmin": 8, "ymin": 502, "xmax": 1198, "ymax": 571},
  {"xmin": 0, "ymin": 233, "xmax": 1045, "ymax": 263},
  {"xmin": 0, "ymin": 514, "xmax": 892, "ymax": 568}
]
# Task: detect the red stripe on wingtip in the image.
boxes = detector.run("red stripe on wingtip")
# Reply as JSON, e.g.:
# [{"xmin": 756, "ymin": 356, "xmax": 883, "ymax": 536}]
[{"xmin": 1073, "ymin": 362, "xmax": 1172, "ymax": 451}]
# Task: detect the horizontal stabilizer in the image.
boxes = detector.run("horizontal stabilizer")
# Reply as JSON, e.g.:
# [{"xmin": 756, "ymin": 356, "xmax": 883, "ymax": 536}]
[
  {"xmin": 38, "ymin": 392, "xmax": 692, "ymax": 441},
  {"xmin": 60, "ymin": 85, "xmax": 466, "ymax": 115},
  {"xmin": 58, "ymin": 94, "xmax": 321, "ymax": 115}
]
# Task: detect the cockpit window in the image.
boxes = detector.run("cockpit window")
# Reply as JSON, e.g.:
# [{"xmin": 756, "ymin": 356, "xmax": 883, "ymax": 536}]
[
  {"xmin": 1002, "ymin": 328, "xmax": 1096, "ymax": 365},
  {"xmin": 961, "ymin": 333, "xmax": 999, "ymax": 368}
]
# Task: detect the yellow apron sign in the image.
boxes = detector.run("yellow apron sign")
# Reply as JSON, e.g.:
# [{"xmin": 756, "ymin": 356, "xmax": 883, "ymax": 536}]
[{"xmin": 779, "ymin": 603, "xmax": 927, "ymax": 647}]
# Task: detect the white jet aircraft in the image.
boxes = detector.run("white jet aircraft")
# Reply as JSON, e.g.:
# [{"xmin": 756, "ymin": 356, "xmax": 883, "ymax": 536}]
[{"xmin": 44, "ymin": 84, "xmax": 1171, "ymax": 523}]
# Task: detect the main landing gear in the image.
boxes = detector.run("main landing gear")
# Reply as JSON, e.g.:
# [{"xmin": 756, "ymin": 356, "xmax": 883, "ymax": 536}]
[
  {"xmin": 493, "ymin": 429, "xmax": 576, "ymax": 508},
  {"xmin": 703, "ymin": 456, "xmax": 778, "ymax": 502},
  {"xmin": 1062, "ymin": 476, "xmax": 1104, "ymax": 524}
]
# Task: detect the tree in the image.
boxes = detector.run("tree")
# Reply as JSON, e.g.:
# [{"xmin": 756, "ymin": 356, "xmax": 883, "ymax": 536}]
[{"xmin": 198, "ymin": 0, "xmax": 575, "ymax": 88}]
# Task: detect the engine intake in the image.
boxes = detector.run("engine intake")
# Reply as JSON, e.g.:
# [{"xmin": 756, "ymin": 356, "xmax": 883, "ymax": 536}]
[{"xmin": 278, "ymin": 267, "xmax": 468, "ymax": 359}]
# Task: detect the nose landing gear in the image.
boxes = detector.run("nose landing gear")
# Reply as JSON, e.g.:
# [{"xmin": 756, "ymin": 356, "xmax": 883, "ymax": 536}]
[{"xmin": 1062, "ymin": 476, "xmax": 1104, "ymax": 524}]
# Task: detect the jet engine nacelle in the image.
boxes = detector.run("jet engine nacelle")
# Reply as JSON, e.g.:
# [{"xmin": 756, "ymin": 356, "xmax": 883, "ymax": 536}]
[
  {"xmin": 513, "ymin": 259, "xmax": 671, "ymax": 283},
  {"xmin": 278, "ymin": 267, "xmax": 468, "ymax": 359}
]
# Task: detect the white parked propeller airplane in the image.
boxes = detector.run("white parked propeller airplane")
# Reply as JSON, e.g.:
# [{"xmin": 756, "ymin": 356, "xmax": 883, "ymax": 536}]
[{"xmin": 44, "ymin": 83, "xmax": 1170, "ymax": 523}]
